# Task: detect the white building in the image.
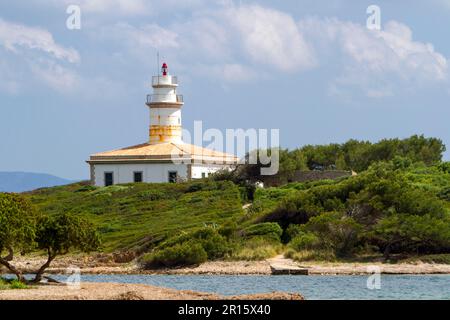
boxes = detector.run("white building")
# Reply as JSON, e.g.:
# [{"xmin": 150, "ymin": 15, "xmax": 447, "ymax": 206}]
[{"xmin": 87, "ymin": 63, "xmax": 238, "ymax": 186}]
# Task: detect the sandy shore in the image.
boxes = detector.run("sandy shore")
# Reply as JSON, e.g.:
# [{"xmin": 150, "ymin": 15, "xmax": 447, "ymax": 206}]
[
  {"xmin": 2, "ymin": 254, "xmax": 450, "ymax": 276},
  {"xmin": 0, "ymin": 282, "xmax": 304, "ymax": 300}
]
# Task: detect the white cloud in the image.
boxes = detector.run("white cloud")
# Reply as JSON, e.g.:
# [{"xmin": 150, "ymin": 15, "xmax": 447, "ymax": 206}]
[
  {"xmin": 98, "ymin": 3, "xmax": 316, "ymax": 83},
  {"xmin": 298, "ymin": 17, "xmax": 449, "ymax": 98},
  {"xmin": 226, "ymin": 4, "xmax": 316, "ymax": 72},
  {"xmin": 110, "ymin": 23, "xmax": 179, "ymax": 50},
  {"xmin": 0, "ymin": 19, "xmax": 80, "ymax": 63},
  {"xmin": 42, "ymin": 0, "xmax": 208, "ymax": 16},
  {"xmin": 0, "ymin": 18, "xmax": 80, "ymax": 93},
  {"xmin": 29, "ymin": 60, "xmax": 79, "ymax": 92}
]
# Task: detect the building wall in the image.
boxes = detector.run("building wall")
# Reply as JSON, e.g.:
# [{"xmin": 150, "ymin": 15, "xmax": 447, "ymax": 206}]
[
  {"xmin": 191, "ymin": 164, "xmax": 231, "ymax": 179},
  {"xmin": 92, "ymin": 162, "xmax": 232, "ymax": 186},
  {"xmin": 92, "ymin": 163, "xmax": 189, "ymax": 186}
]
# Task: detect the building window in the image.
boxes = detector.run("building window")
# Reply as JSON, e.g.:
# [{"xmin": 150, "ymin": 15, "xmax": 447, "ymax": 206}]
[
  {"xmin": 134, "ymin": 171, "xmax": 143, "ymax": 183},
  {"xmin": 104, "ymin": 172, "xmax": 113, "ymax": 186},
  {"xmin": 168, "ymin": 171, "xmax": 178, "ymax": 183},
  {"xmin": 201, "ymin": 172, "xmax": 206, "ymax": 178}
]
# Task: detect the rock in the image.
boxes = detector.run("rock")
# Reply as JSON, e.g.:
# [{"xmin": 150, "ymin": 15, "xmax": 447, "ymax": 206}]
[
  {"xmin": 230, "ymin": 291, "xmax": 304, "ymax": 300},
  {"xmin": 114, "ymin": 291, "xmax": 144, "ymax": 300}
]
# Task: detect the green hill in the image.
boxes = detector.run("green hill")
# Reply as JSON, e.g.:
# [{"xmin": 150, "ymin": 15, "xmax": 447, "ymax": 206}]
[
  {"xmin": 25, "ymin": 181, "xmax": 244, "ymax": 252},
  {"xmin": 21, "ymin": 159, "xmax": 450, "ymax": 266}
]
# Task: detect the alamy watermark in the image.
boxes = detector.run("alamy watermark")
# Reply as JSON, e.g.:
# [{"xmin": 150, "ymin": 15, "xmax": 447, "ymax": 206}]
[
  {"xmin": 66, "ymin": 5, "xmax": 81, "ymax": 30},
  {"xmin": 64, "ymin": 266, "xmax": 81, "ymax": 290},
  {"xmin": 366, "ymin": 266, "xmax": 381, "ymax": 290},
  {"xmin": 171, "ymin": 121, "xmax": 280, "ymax": 176},
  {"xmin": 366, "ymin": 5, "xmax": 381, "ymax": 30}
]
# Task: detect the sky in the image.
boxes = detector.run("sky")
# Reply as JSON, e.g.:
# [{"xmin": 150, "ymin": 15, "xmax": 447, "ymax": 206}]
[{"xmin": 0, "ymin": 0, "xmax": 449, "ymax": 180}]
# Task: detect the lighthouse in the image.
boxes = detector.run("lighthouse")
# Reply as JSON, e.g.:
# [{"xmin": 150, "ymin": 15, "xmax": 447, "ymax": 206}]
[
  {"xmin": 146, "ymin": 63, "xmax": 184, "ymax": 144},
  {"xmin": 87, "ymin": 63, "xmax": 238, "ymax": 186}
]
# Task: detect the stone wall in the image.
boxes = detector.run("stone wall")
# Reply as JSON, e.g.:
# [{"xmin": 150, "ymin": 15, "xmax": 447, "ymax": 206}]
[{"xmin": 262, "ymin": 170, "xmax": 353, "ymax": 187}]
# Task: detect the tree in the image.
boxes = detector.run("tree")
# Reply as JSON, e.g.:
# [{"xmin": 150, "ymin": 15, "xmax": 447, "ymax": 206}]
[
  {"xmin": 33, "ymin": 213, "xmax": 100, "ymax": 282},
  {"xmin": 0, "ymin": 193, "xmax": 36, "ymax": 281},
  {"xmin": 374, "ymin": 214, "xmax": 450, "ymax": 260}
]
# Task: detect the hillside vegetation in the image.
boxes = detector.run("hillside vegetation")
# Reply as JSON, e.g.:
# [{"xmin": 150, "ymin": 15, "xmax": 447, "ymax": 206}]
[
  {"xmin": 26, "ymin": 181, "xmax": 243, "ymax": 253},
  {"xmin": 11, "ymin": 135, "xmax": 450, "ymax": 267}
]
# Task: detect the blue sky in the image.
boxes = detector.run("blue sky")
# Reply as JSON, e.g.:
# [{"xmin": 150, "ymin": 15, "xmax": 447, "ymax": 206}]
[{"xmin": 1, "ymin": 0, "xmax": 449, "ymax": 180}]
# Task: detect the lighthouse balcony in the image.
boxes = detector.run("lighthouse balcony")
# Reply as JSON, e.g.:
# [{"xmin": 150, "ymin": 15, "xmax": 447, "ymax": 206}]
[
  {"xmin": 147, "ymin": 94, "xmax": 184, "ymax": 104},
  {"xmin": 152, "ymin": 75, "xmax": 178, "ymax": 87}
]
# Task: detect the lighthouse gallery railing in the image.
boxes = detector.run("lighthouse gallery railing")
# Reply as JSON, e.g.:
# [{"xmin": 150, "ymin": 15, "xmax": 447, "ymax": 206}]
[
  {"xmin": 152, "ymin": 76, "xmax": 178, "ymax": 86},
  {"xmin": 146, "ymin": 94, "xmax": 184, "ymax": 103}
]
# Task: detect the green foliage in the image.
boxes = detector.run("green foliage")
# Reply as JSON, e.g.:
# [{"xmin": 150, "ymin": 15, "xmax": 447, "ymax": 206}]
[
  {"xmin": 26, "ymin": 181, "xmax": 243, "ymax": 252},
  {"xmin": 9, "ymin": 279, "xmax": 28, "ymax": 289},
  {"xmin": 438, "ymin": 162, "xmax": 450, "ymax": 174},
  {"xmin": 289, "ymin": 232, "xmax": 320, "ymax": 251},
  {"xmin": 374, "ymin": 214, "xmax": 450, "ymax": 256},
  {"xmin": 284, "ymin": 224, "xmax": 302, "ymax": 242},
  {"xmin": 301, "ymin": 213, "xmax": 362, "ymax": 257},
  {"xmin": 141, "ymin": 241, "xmax": 207, "ymax": 268},
  {"xmin": 218, "ymin": 220, "xmax": 238, "ymax": 240},
  {"xmin": 235, "ymin": 135, "xmax": 445, "ymax": 184},
  {"xmin": 0, "ymin": 193, "xmax": 36, "ymax": 256},
  {"xmin": 0, "ymin": 278, "xmax": 28, "ymax": 290},
  {"xmin": 242, "ymin": 222, "xmax": 283, "ymax": 241},
  {"xmin": 285, "ymin": 248, "xmax": 336, "ymax": 262},
  {"xmin": 146, "ymin": 227, "xmax": 230, "ymax": 268},
  {"xmin": 36, "ymin": 213, "xmax": 101, "ymax": 256},
  {"xmin": 401, "ymin": 254, "xmax": 450, "ymax": 264},
  {"xmin": 259, "ymin": 160, "xmax": 450, "ymax": 260},
  {"xmin": 231, "ymin": 237, "xmax": 281, "ymax": 260}
]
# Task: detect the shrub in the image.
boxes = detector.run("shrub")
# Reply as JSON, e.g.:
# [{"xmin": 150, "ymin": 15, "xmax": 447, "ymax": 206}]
[
  {"xmin": 303, "ymin": 212, "xmax": 362, "ymax": 257},
  {"xmin": 141, "ymin": 241, "xmax": 207, "ymax": 268},
  {"xmin": 218, "ymin": 221, "xmax": 237, "ymax": 240},
  {"xmin": 157, "ymin": 228, "xmax": 230, "ymax": 260},
  {"xmin": 231, "ymin": 237, "xmax": 281, "ymax": 260},
  {"xmin": 75, "ymin": 185, "xmax": 97, "ymax": 192},
  {"xmin": 242, "ymin": 222, "xmax": 283, "ymax": 242},
  {"xmin": 285, "ymin": 249, "xmax": 336, "ymax": 262},
  {"xmin": 9, "ymin": 279, "xmax": 28, "ymax": 289},
  {"xmin": 284, "ymin": 224, "xmax": 302, "ymax": 243},
  {"xmin": 438, "ymin": 162, "xmax": 450, "ymax": 174},
  {"xmin": 438, "ymin": 187, "xmax": 450, "ymax": 201},
  {"xmin": 289, "ymin": 232, "xmax": 320, "ymax": 251}
]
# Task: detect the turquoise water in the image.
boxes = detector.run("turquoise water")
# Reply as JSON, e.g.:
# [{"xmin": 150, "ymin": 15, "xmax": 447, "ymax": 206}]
[{"xmin": 53, "ymin": 274, "xmax": 450, "ymax": 300}]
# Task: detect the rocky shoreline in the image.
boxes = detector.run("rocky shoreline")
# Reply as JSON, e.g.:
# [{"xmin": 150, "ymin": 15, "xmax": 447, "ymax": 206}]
[
  {"xmin": 0, "ymin": 282, "xmax": 305, "ymax": 300},
  {"xmin": 2, "ymin": 254, "xmax": 450, "ymax": 276}
]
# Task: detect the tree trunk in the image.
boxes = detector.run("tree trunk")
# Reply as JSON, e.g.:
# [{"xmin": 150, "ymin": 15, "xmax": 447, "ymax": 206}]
[
  {"xmin": 383, "ymin": 244, "xmax": 391, "ymax": 261},
  {"xmin": 33, "ymin": 250, "xmax": 56, "ymax": 283},
  {"xmin": 2, "ymin": 247, "xmax": 14, "ymax": 261},
  {"xmin": 0, "ymin": 256, "xmax": 24, "ymax": 282}
]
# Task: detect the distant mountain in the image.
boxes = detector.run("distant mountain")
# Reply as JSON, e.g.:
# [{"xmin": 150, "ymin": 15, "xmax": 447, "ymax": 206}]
[{"xmin": 0, "ymin": 172, "xmax": 75, "ymax": 193}]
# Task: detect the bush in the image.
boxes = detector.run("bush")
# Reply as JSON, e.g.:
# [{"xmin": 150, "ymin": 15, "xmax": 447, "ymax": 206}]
[
  {"xmin": 218, "ymin": 221, "xmax": 237, "ymax": 240},
  {"xmin": 284, "ymin": 224, "xmax": 302, "ymax": 243},
  {"xmin": 438, "ymin": 162, "xmax": 450, "ymax": 174},
  {"xmin": 242, "ymin": 222, "xmax": 283, "ymax": 242},
  {"xmin": 157, "ymin": 228, "xmax": 230, "ymax": 260},
  {"xmin": 231, "ymin": 237, "xmax": 281, "ymax": 260},
  {"xmin": 302, "ymin": 212, "xmax": 362, "ymax": 257},
  {"xmin": 9, "ymin": 279, "xmax": 28, "ymax": 289},
  {"xmin": 285, "ymin": 248, "xmax": 336, "ymax": 262},
  {"xmin": 289, "ymin": 232, "xmax": 320, "ymax": 251},
  {"xmin": 75, "ymin": 185, "xmax": 97, "ymax": 192},
  {"xmin": 438, "ymin": 187, "xmax": 450, "ymax": 201},
  {"xmin": 141, "ymin": 241, "xmax": 207, "ymax": 268}
]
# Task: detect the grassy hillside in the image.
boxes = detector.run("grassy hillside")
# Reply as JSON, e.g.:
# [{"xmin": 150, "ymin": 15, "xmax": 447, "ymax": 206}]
[
  {"xmin": 25, "ymin": 181, "xmax": 243, "ymax": 252},
  {"xmin": 20, "ymin": 160, "xmax": 450, "ymax": 267}
]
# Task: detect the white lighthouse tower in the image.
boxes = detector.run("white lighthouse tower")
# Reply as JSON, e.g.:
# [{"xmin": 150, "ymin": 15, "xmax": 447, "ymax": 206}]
[
  {"xmin": 88, "ymin": 62, "xmax": 238, "ymax": 186},
  {"xmin": 146, "ymin": 63, "xmax": 184, "ymax": 144}
]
